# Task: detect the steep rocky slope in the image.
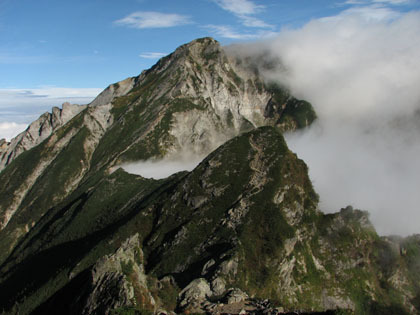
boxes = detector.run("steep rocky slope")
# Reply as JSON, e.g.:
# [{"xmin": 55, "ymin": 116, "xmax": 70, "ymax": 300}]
[
  {"xmin": 0, "ymin": 102, "xmax": 87, "ymax": 171},
  {"xmin": 0, "ymin": 37, "xmax": 314, "ymax": 259}
]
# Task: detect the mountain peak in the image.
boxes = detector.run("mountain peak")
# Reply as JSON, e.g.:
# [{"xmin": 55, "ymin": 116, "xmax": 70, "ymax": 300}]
[
  {"xmin": 173, "ymin": 37, "xmax": 219, "ymax": 55},
  {"xmin": 180, "ymin": 36, "xmax": 219, "ymax": 49}
]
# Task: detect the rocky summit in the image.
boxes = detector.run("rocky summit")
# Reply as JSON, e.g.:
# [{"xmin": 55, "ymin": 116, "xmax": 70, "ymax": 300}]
[{"xmin": 0, "ymin": 38, "xmax": 419, "ymax": 315}]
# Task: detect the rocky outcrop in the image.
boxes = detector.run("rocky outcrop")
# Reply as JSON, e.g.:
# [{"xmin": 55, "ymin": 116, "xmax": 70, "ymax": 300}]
[
  {"xmin": 89, "ymin": 77, "xmax": 136, "ymax": 108},
  {"xmin": 80, "ymin": 234, "xmax": 153, "ymax": 315},
  {"xmin": 0, "ymin": 102, "xmax": 87, "ymax": 172}
]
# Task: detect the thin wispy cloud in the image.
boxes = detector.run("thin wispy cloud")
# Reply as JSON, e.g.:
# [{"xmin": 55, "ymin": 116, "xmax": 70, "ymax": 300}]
[
  {"xmin": 330, "ymin": 4, "xmax": 402, "ymax": 21},
  {"xmin": 0, "ymin": 122, "xmax": 28, "ymax": 141},
  {"xmin": 213, "ymin": 0, "xmax": 264, "ymax": 15},
  {"xmin": 0, "ymin": 87, "xmax": 101, "ymax": 140},
  {"xmin": 115, "ymin": 11, "xmax": 192, "ymax": 29},
  {"xmin": 212, "ymin": 0, "xmax": 272, "ymax": 28},
  {"xmin": 139, "ymin": 52, "xmax": 168, "ymax": 59},
  {"xmin": 343, "ymin": 0, "xmax": 367, "ymax": 4},
  {"xmin": 239, "ymin": 15, "xmax": 272, "ymax": 28},
  {"xmin": 205, "ymin": 25, "xmax": 276, "ymax": 40},
  {"xmin": 0, "ymin": 88, "xmax": 101, "ymax": 103},
  {"xmin": 205, "ymin": 25, "xmax": 258, "ymax": 39},
  {"xmin": 373, "ymin": 0, "xmax": 412, "ymax": 4},
  {"xmin": 343, "ymin": 0, "xmax": 412, "ymax": 5}
]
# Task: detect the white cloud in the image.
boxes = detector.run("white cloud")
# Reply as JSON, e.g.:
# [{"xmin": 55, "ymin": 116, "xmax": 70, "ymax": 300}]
[
  {"xmin": 343, "ymin": 0, "xmax": 367, "ymax": 4},
  {"xmin": 238, "ymin": 15, "xmax": 272, "ymax": 28},
  {"xmin": 372, "ymin": 0, "xmax": 412, "ymax": 4},
  {"xmin": 0, "ymin": 87, "xmax": 102, "ymax": 105},
  {"xmin": 344, "ymin": 0, "xmax": 412, "ymax": 4},
  {"xmin": 335, "ymin": 4, "xmax": 402, "ymax": 21},
  {"xmin": 139, "ymin": 52, "xmax": 168, "ymax": 59},
  {"xmin": 230, "ymin": 9, "xmax": 420, "ymax": 235},
  {"xmin": 0, "ymin": 122, "xmax": 28, "ymax": 141},
  {"xmin": 120, "ymin": 154, "xmax": 203, "ymax": 179},
  {"xmin": 212, "ymin": 0, "xmax": 272, "ymax": 28},
  {"xmin": 114, "ymin": 11, "xmax": 192, "ymax": 29},
  {"xmin": 205, "ymin": 25, "xmax": 258, "ymax": 39},
  {"xmin": 205, "ymin": 25, "xmax": 276, "ymax": 40},
  {"xmin": 212, "ymin": 0, "xmax": 264, "ymax": 15},
  {"xmin": 0, "ymin": 54, "xmax": 50, "ymax": 65}
]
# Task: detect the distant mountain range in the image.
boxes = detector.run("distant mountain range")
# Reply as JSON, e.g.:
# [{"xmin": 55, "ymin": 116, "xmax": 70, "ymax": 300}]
[{"xmin": 0, "ymin": 38, "xmax": 418, "ymax": 315}]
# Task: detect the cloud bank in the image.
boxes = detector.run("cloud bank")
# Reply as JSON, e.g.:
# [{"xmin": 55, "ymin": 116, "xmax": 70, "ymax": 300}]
[
  {"xmin": 229, "ymin": 8, "xmax": 420, "ymax": 235},
  {"xmin": 120, "ymin": 154, "xmax": 204, "ymax": 180}
]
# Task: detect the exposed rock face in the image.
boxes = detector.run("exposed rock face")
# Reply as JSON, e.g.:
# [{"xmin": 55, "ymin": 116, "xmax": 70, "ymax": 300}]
[
  {"xmin": 178, "ymin": 278, "xmax": 212, "ymax": 312},
  {"xmin": 0, "ymin": 138, "xmax": 8, "ymax": 150},
  {"xmin": 0, "ymin": 102, "xmax": 86, "ymax": 171},
  {"xmin": 80, "ymin": 234, "xmax": 152, "ymax": 315},
  {"xmin": 0, "ymin": 103, "xmax": 112, "ymax": 234},
  {"xmin": 89, "ymin": 77, "xmax": 136, "ymax": 107},
  {"xmin": 87, "ymin": 37, "xmax": 315, "ymax": 172}
]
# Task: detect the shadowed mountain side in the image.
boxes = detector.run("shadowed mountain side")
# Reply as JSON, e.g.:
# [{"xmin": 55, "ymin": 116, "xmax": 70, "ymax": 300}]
[{"xmin": 0, "ymin": 127, "xmax": 418, "ymax": 314}]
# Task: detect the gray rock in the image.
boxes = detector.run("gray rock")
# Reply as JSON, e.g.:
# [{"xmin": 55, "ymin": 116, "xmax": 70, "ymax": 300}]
[
  {"xmin": 0, "ymin": 102, "xmax": 87, "ymax": 172},
  {"xmin": 211, "ymin": 277, "xmax": 226, "ymax": 296},
  {"xmin": 178, "ymin": 278, "xmax": 212, "ymax": 310},
  {"xmin": 224, "ymin": 288, "xmax": 249, "ymax": 304}
]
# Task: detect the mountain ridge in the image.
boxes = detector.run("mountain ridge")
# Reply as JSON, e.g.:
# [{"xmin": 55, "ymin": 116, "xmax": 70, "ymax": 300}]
[
  {"xmin": 0, "ymin": 37, "xmax": 418, "ymax": 315},
  {"xmin": 0, "ymin": 102, "xmax": 87, "ymax": 172},
  {"xmin": 0, "ymin": 37, "xmax": 315, "ymax": 234}
]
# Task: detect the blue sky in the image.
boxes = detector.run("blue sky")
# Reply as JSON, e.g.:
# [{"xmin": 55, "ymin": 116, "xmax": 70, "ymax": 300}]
[
  {"xmin": 0, "ymin": 0, "xmax": 419, "ymax": 139},
  {"xmin": 0, "ymin": 0, "xmax": 352, "ymax": 89}
]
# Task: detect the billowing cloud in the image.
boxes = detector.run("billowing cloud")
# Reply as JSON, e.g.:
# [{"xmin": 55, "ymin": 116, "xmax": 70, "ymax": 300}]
[
  {"xmin": 228, "ymin": 8, "xmax": 420, "ymax": 235},
  {"xmin": 115, "ymin": 11, "xmax": 192, "ymax": 29}
]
